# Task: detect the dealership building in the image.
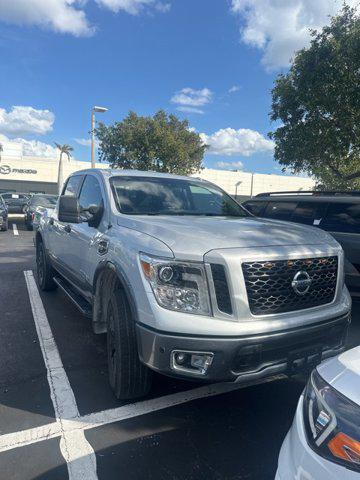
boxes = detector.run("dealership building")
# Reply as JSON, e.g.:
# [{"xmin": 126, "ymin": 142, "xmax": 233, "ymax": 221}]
[{"xmin": 0, "ymin": 145, "xmax": 315, "ymax": 197}]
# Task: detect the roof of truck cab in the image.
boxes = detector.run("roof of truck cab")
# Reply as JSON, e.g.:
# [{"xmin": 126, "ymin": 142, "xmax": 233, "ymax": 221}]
[{"xmin": 70, "ymin": 168, "xmax": 209, "ymax": 183}]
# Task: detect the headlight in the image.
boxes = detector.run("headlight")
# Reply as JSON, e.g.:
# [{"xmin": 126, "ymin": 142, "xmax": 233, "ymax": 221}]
[
  {"xmin": 303, "ymin": 369, "xmax": 360, "ymax": 472},
  {"xmin": 140, "ymin": 254, "xmax": 211, "ymax": 316}
]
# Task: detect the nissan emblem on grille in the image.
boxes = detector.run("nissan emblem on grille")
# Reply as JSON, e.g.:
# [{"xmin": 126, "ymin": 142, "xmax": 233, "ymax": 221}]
[
  {"xmin": 242, "ymin": 256, "xmax": 338, "ymax": 315},
  {"xmin": 291, "ymin": 271, "xmax": 312, "ymax": 296}
]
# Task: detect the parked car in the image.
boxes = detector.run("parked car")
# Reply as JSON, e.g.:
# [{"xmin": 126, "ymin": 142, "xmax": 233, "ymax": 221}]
[
  {"xmin": 1, "ymin": 192, "xmax": 31, "ymax": 214},
  {"xmin": 24, "ymin": 194, "xmax": 58, "ymax": 230},
  {"xmin": 243, "ymin": 192, "xmax": 360, "ymax": 296},
  {"xmin": 36, "ymin": 170, "xmax": 351, "ymax": 400},
  {"xmin": 0, "ymin": 194, "xmax": 8, "ymax": 231},
  {"xmin": 276, "ymin": 345, "xmax": 360, "ymax": 479}
]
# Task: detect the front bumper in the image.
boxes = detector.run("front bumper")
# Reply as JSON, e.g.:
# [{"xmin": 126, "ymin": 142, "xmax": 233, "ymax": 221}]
[
  {"xmin": 275, "ymin": 394, "xmax": 358, "ymax": 480},
  {"xmin": 136, "ymin": 313, "xmax": 350, "ymax": 382}
]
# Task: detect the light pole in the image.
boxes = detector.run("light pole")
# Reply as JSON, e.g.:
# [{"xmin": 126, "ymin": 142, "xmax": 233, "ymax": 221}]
[{"xmin": 91, "ymin": 106, "xmax": 108, "ymax": 168}]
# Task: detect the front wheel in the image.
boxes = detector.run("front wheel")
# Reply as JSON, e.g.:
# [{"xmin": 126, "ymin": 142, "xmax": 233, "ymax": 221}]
[
  {"xmin": 36, "ymin": 239, "xmax": 57, "ymax": 291},
  {"xmin": 106, "ymin": 285, "xmax": 152, "ymax": 400}
]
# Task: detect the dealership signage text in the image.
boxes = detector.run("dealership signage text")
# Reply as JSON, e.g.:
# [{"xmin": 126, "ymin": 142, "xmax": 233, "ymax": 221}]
[{"xmin": 0, "ymin": 165, "xmax": 38, "ymax": 175}]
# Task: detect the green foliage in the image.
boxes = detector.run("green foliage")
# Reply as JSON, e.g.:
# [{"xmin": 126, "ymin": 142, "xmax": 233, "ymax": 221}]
[
  {"xmin": 96, "ymin": 110, "xmax": 206, "ymax": 175},
  {"xmin": 54, "ymin": 143, "xmax": 73, "ymax": 160},
  {"xmin": 270, "ymin": 6, "xmax": 360, "ymax": 190}
]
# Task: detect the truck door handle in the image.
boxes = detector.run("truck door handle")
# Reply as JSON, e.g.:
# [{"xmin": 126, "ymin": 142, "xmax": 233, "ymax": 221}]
[{"xmin": 65, "ymin": 225, "xmax": 71, "ymax": 233}]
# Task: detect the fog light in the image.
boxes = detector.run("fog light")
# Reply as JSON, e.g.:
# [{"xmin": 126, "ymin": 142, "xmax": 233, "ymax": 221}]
[
  {"xmin": 171, "ymin": 350, "xmax": 214, "ymax": 375},
  {"xmin": 175, "ymin": 352, "xmax": 187, "ymax": 365}
]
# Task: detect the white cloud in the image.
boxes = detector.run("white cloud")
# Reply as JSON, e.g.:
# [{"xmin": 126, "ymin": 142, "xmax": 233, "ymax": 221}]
[
  {"xmin": 216, "ymin": 160, "xmax": 244, "ymax": 170},
  {"xmin": 0, "ymin": 106, "xmax": 55, "ymax": 137},
  {"xmin": 200, "ymin": 128, "xmax": 274, "ymax": 156},
  {"xmin": 0, "ymin": 0, "xmax": 94, "ymax": 37},
  {"xmin": 230, "ymin": 0, "xmax": 359, "ymax": 70},
  {"xmin": 95, "ymin": 0, "xmax": 170, "ymax": 14},
  {"xmin": 0, "ymin": 134, "xmax": 58, "ymax": 158},
  {"xmin": 171, "ymin": 87, "xmax": 213, "ymax": 107},
  {"xmin": 0, "ymin": 0, "xmax": 170, "ymax": 37},
  {"xmin": 176, "ymin": 106, "xmax": 204, "ymax": 114},
  {"xmin": 75, "ymin": 137, "xmax": 100, "ymax": 147},
  {"xmin": 228, "ymin": 85, "xmax": 240, "ymax": 93}
]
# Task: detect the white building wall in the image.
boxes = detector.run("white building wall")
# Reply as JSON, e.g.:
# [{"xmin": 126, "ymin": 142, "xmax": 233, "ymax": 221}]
[
  {"xmin": 0, "ymin": 154, "xmax": 315, "ymax": 196},
  {"xmin": 194, "ymin": 169, "xmax": 315, "ymax": 196}
]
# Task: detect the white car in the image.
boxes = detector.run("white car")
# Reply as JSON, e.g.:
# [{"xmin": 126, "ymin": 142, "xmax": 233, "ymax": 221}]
[{"xmin": 276, "ymin": 346, "xmax": 360, "ymax": 479}]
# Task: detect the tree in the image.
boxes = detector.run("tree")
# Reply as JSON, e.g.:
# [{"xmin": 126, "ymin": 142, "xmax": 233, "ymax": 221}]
[
  {"xmin": 269, "ymin": 6, "xmax": 360, "ymax": 190},
  {"xmin": 96, "ymin": 110, "xmax": 206, "ymax": 175},
  {"xmin": 55, "ymin": 143, "xmax": 73, "ymax": 194}
]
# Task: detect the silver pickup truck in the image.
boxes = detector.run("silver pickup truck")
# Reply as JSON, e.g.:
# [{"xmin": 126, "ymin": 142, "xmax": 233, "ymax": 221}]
[{"xmin": 36, "ymin": 169, "xmax": 351, "ymax": 400}]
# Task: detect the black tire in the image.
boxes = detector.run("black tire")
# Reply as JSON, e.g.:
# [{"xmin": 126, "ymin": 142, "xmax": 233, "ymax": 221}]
[
  {"xmin": 36, "ymin": 239, "xmax": 57, "ymax": 291},
  {"xmin": 1, "ymin": 220, "xmax": 8, "ymax": 231},
  {"xmin": 106, "ymin": 285, "xmax": 152, "ymax": 400},
  {"xmin": 26, "ymin": 222, "xmax": 33, "ymax": 231}
]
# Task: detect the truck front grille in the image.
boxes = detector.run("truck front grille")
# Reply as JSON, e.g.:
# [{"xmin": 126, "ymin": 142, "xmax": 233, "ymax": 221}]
[{"xmin": 242, "ymin": 256, "xmax": 338, "ymax": 315}]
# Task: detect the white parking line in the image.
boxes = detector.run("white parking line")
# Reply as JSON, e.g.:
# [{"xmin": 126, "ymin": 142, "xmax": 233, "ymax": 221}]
[
  {"xmin": 0, "ymin": 270, "xmax": 284, "ymax": 469},
  {"xmin": 24, "ymin": 270, "xmax": 98, "ymax": 480},
  {"xmin": 12, "ymin": 223, "xmax": 18, "ymax": 236}
]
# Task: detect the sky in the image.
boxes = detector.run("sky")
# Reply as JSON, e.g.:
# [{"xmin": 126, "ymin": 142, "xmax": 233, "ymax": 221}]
[{"xmin": 0, "ymin": 0, "xmax": 357, "ymax": 174}]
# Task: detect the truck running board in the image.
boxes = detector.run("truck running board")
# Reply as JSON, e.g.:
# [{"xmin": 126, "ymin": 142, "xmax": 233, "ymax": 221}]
[{"xmin": 53, "ymin": 276, "xmax": 92, "ymax": 318}]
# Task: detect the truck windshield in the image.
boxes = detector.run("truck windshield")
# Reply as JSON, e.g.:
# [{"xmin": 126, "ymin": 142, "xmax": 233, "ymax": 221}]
[{"xmin": 111, "ymin": 176, "xmax": 248, "ymax": 217}]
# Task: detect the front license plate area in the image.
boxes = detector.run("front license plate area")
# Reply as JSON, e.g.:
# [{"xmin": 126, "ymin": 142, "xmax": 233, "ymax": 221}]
[{"xmin": 287, "ymin": 344, "xmax": 322, "ymax": 375}]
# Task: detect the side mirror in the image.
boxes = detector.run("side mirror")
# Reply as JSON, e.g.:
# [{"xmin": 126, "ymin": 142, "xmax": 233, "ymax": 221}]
[
  {"xmin": 87, "ymin": 204, "xmax": 104, "ymax": 228},
  {"xmin": 58, "ymin": 196, "xmax": 81, "ymax": 223}
]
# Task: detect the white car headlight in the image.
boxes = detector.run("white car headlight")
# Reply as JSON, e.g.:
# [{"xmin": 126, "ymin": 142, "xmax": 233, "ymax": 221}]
[{"xmin": 140, "ymin": 253, "xmax": 211, "ymax": 316}]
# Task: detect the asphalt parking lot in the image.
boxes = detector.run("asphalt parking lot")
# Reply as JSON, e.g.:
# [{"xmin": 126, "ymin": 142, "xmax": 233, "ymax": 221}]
[{"xmin": 0, "ymin": 215, "xmax": 359, "ymax": 480}]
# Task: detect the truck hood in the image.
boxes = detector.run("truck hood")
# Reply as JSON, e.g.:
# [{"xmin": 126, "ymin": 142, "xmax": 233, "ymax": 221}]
[
  {"xmin": 117, "ymin": 215, "xmax": 338, "ymax": 260},
  {"xmin": 318, "ymin": 346, "xmax": 360, "ymax": 407}
]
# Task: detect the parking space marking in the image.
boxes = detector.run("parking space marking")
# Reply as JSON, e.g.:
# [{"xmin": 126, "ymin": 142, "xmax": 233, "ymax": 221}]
[
  {"xmin": 12, "ymin": 223, "xmax": 19, "ymax": 236},
  {"xmin": 0, "ymin": 270, "xmax": 284, "ymax": 473},
  {"xmin": 24, "ymin": 270, "xmax": 98, "ymax": 480}
]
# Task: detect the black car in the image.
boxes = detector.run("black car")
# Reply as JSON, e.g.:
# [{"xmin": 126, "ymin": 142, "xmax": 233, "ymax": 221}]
[
  {"xmin": 24, "ymin": 194, "xmax": 58, "ymax": 230},
  {"xmin": 0, "ymin": 194, "xmax": 8, "ymax": 231},
  {"xmin": 243, "ymin": 191, "xmax": 360, "ymax": 296},
  {"xmin": 2, "ymin": 192, "xmax": 31, "ymax": 214}
]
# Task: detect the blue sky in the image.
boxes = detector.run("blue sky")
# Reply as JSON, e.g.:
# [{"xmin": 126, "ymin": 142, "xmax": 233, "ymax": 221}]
[{"xmin": 0, "ymin": 0, "xmax": 355, "ymax": 174}]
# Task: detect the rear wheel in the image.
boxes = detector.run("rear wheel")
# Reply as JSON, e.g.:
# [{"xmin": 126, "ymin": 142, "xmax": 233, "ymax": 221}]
[
  {"xmin": 36, "ymin": 239, "xmax": 57, "ymax": 291},
  {"xmin": 106, "ymin": 285, "xmax": 152, "ymax": 400},
  {"xmin": 1, "ymin": 219, "xmax": 8, "ymax": 231}
]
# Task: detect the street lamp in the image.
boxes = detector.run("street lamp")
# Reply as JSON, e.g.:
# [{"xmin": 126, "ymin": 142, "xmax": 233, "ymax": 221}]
[{"xmin": 91, "ymin": 106, "xmax": 108, "ymax": 168}]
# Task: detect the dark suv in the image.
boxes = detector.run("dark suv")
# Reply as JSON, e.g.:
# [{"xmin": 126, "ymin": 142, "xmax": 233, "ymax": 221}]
[
  {"xmin": 2, "ymin": 192, "xmax": 30, "ymax": 213},
  {"xmin": 243, "ymin": 192, "xmax": 360, "ymax": 296},
  {"xmin": 0, "ymin": 195, "xmax": 8, "ymax": 231}
]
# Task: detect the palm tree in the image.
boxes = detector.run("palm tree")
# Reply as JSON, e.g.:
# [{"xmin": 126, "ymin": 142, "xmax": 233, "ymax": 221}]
[{"xmin": 55, "ymin": 143, "xmax": 73, "ymax": 194}]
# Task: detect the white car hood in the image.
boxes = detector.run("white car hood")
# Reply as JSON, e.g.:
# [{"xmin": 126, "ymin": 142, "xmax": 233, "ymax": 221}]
[
  {"xmin": 117, "ymin": 215, "xmax": 338, "ymax": 260},
  {"xmin": 318, "ymin": 346, "xmax": 360, "ymax": 406}
]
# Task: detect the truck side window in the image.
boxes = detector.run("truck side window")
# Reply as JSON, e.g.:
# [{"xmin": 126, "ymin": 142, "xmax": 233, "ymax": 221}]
[
  {"xmin": 63, "ymin": 175, "xmax": 83, "ymax": 197},
  {"xmin": 263, "ymin": 202, "xmax": 297, "ymax": 221},
  {"xmin": 291, "ymin": 201, "xmax": 325, "ymax": 225},
  {"xmin": 78, "ymin": 175, "xmax": 103, "ymax": 213},
  {"xmin": 321, "ymin": 203, "xmax": 360, "ymax": 233}
]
